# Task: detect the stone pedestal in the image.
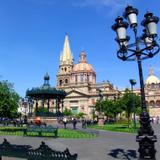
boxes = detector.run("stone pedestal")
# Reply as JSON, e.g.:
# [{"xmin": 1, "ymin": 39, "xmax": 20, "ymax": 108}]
[{"xmin": 98, "ymin": 115, "xmax": 104, "ymax": 126}]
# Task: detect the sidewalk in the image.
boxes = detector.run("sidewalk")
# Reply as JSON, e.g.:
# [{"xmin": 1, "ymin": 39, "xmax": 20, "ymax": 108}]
[{"xmin": 0, "ymin": 123, "xmax": 159, "ymax": 160}]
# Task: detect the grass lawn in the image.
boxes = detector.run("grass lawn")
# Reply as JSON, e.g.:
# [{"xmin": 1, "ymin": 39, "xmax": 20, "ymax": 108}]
[
  {"xmin": 88, "ymin": 122, "xmax": 140, "ymax": 134},
  {"xmin": 0, "ymin": 126, "xmax": 96, "ymax": 138}
]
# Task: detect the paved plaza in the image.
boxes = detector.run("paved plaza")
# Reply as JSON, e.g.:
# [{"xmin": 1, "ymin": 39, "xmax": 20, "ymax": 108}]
[{"xmin": 0, "ymin": 124, "xmax": 160, "ymax": 160}]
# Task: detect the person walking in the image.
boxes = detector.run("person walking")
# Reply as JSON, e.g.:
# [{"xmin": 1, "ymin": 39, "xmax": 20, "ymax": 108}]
[
  {"xmin": 72, "ymin": 118, "xmax": 77, "ymax": 130},
  {"xmin": 63, "ymin": 117, "xmax": 68, "ymax": 129},
  {"xmin": 156, "ymin": 116, "xmax": 159, "ymax": 124},
  {"xmin": 82, "ymin": 119, "xmax": 86, "ymax": 129}
]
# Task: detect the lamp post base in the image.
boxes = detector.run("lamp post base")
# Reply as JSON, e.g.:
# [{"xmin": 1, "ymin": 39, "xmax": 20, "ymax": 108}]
[
  {"xmin": 136, "ymin": 111, "xmax": 157, "ymax": 160},
  {"xmin": 98, "ymin": 115, "xmax": 104, "ymax": 126}
]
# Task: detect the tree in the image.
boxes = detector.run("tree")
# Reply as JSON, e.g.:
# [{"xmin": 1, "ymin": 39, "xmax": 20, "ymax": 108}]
[
  {"xmin": 35, "ymin": 106, "xmax": 48, "ymax": 115},
  {"xmin": 0, "ymin": 80, "xmax": 20, "ymax": 118},
  {"xmin": 63, "ymin": 108, "xmax": 73, "ymax": 116},
  {"xmin": 94, "ymin": 89, "xmax": 140, "ymax": 126},
  {"xmin": 75, "ymin": 112, "xmax": 85, "ymax": 119},
  {"xmin": 120, "ymin": 88, "xmax": 141, "ymax": 127},
  {"xmin": 95, "ymin": 99, "xmax": 123, "ymax": 121}
]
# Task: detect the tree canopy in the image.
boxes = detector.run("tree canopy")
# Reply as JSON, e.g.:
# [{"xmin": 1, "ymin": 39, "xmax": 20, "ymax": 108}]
[
  {"xmin": 0, "ymin": 80, "xmax": 20, "ymax": 118},
  {"xmin": 95, "ymin": 88, "xmax": 141, "ymax": 122}
]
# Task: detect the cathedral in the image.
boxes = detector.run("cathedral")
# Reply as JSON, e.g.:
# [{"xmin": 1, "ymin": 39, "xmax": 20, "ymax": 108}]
[
  {"xmin": 145, "ymin": 66, "xmax": 160, "ymax": 117},
  {"xmin": 56, "ymin": 35, "xmax": 160, "ymax": 118},
  {"xmin": 22, "ymin": 35, "xmax": 160, "ymax": 119},
  {"xmin": 56, "ymin": 35, "xmax": 120, "ymax": 117}
]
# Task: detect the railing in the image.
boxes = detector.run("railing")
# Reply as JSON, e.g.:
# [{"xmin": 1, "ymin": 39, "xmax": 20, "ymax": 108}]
[{"xmin": 0, "ymin": 139, "xmax": 78, "ymax": 160}]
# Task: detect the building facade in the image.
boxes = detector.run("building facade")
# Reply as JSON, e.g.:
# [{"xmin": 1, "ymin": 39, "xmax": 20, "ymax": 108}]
[
  {"xmin": 121, "ymin": 66, "xmax": 160, "ymax": 118},
  {"xmin": 23, "ymin": 35, "xmax": 160, "ymax": 119},
  {"xmin": 145, "ymin": 66, "xmax": 160, "ymax": 117},
  {"xmin": 56, "ymin": 35, "xmax": 120, "ymax": 117}
]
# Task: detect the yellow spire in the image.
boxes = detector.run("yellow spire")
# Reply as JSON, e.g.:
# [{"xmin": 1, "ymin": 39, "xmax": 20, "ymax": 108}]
[
  {"xmin": 60, "ymin": 34, "xmax": 73, "ymax": 65},
  {"xmin": 149, "ymin": 65, "xmax": 154, "ymax": 75}
]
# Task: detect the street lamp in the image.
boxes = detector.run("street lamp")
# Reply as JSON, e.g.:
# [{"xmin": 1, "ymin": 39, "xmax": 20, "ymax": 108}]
[
  {"xmin": 98, "ymin": 89, "xmax": 104, "ymax": 126},
  {"xmin": 27, "ymin": 98, "xmax": 34, "ymax": 117},
  {"xmin": 21, "ymin": 98, "xmax": 28, "ymax": 124},
  {"xmin": 129, "ymin": 79, "xmax": 137, "ymax": 129},
  {"xmin": 112, "ymin": 5, "xmax": 159, "ymax": 160},
  {"xmin": 99, "ymin": 89, "xmax": 103, "ymax": 112}
]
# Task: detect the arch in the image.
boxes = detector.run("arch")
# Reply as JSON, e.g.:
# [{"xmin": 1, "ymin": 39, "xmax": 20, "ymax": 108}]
[
  {"xmin": 87, "ymin": 74, "xmax": 90, "ymax": 82},
  {"xmin": 59, "ymin": 80, "xmax": 63, "ymax": 86},
  {"xmin": 149, "ymin": 100, "xmax": 155, "ymax": 107},
  {"xmin": 156, "ymin": 100, "xmax": 160, "ymax": 107},
  {"xmin": 75, "ymin": 75, "xmax": 78, "ymax": 83},
  {"xmin": 65, "ymin": 67, "xmax": 67, "ymax": 72},
  {"xmin": 80, "ymin": 74, "xmax": 83, "ymax": 82},
  {"xmin": 65, "ymin": 79, "xmax": 68, "ymax": 84}
]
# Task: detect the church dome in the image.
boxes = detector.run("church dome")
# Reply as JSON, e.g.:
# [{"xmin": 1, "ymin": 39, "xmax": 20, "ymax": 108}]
[
  {"xmin": 72, "ymin": 51, "xmax": 95, "ymax": 73},
  {"xmin": 73, "ymin": 63, "xmax": 95, "ymax": 72},
  {"xmin": 146, "ymin": 75, "xmax": 159, "ymax": 84},
  {"xmin": 145, "ymin": 66, "xmax": 160, "ymax": 84}
]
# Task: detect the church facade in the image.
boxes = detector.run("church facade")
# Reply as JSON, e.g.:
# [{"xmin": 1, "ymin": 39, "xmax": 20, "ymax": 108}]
[
  {"xmin": 21, "ymin": 35, "xmax": 160, "ymax": 119},
  {"xmin": 56, "ymin": 35, "xmax": 120, "ymax": 117},
  {"xmin": 145, "ymin": 66, "xmax": 160, "ymax": 117}
]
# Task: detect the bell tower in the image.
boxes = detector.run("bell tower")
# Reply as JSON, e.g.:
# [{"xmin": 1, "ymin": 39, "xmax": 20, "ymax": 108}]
[{"xmin": 57, "ymin": 34, "xmax": 74, "ymax": 87}]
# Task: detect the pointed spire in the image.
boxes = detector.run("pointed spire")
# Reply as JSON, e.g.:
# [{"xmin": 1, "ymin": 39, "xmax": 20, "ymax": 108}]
[
  {"xmin": 149, "ymin": 65, "xmax": 154, "ymax": 75},
  {"xmin": 60, "ymin": 34, "xmax": 73, "ymax": 65},
  {"xmin": 43, "ymin": 73, "xmax": 50, "ymax": 86}
]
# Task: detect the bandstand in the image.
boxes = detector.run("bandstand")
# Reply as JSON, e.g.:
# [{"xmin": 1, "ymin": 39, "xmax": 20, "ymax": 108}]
[{"xmin": 26, "ymin": 73, "xmax": 66, "ymax": 118}]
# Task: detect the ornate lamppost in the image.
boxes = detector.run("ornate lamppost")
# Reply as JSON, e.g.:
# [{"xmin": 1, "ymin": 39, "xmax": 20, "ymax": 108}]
[
  {"xmin": 98, "ymin": 89, "xmax": 104, "ymax": 126},
  {"xmin": 112, "ymin": 6, "xmax": 159, "ymax": 160},
  {"xmin": 129, "ymin": 79, "xmax": 137, "ymax": 128},
  {"xmin": 27, "ymin": 98, "xmax": 34, "ymax": 117},
  {"xmin": 21, "ymin": 98, "xmax": 28, "ymax": 124}
]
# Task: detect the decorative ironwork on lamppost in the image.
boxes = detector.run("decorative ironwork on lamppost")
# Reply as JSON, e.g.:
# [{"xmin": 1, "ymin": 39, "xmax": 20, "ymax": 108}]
[
  {"xmin": 129, "ymin": 79, "xmax": 137, "ymax": 129},
  {"xmin": 112, "ymin": 5, "xmax": 159, "ymax": 160}
]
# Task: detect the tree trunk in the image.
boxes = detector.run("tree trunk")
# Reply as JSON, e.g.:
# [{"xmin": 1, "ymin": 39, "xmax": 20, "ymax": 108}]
[{"xmin": 127, "ymin": 112, "xmax": 130, "ymax": 128}]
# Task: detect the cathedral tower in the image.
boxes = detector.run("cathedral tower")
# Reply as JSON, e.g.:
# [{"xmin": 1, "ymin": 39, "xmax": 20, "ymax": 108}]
[{"xmin": 57, "ymin": 34, "xmax": 74, "ymax": 87}]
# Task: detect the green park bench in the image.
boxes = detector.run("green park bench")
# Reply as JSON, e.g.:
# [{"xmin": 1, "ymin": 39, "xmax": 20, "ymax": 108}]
[
  {"xmin": 0, "ymin": 139, "xmax": 78, "ymax": 160},
  {"xmin": 23, "ymin": 125, "xmax": 58, "ymax": 137}
]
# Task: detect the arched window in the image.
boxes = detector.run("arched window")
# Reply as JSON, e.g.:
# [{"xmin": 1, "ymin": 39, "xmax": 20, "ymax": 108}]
[
  {"xmin": 80, "ymin": 74, "xmax": 83, "ymax": 82},
  {"xmin": 65, "ymin": 79, "xmax": 68, "ymax": 84},
  {"xmin": 75, "ymin": 75, "xmax": 77, "ymax": 83},
  {"xmin": 87, "ymin": 75, "xmax": 90, "ymax": 82},
  {"xmin": 59, "ymin": 80, "xmax": 63, "ymax": 86},
  {"xmin": 150, "ymin": 101, "xmax": 155, "ymax": 107},
  {"xmin": 65, "ymin": 67, "xmax": 67, "ymax": 72},
  {"xmin": 156, "ymin": 100, "xmax": 160, "ymax": 107}
]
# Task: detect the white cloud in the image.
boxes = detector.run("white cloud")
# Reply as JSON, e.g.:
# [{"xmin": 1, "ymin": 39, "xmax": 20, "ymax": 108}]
[{"xmin": 73, "ymin": 0, "xmax": 134, "ymax": 15}]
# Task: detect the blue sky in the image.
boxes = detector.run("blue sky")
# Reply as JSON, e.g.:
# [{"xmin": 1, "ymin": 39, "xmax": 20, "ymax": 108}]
[{"xmin": 0, "ymin": 0, "xmax": 160, "ymax": 97}]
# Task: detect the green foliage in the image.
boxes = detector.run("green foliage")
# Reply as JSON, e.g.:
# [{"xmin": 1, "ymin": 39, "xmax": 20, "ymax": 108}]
[
  {"xmin": 118, "ymin": 88, "xmax": 141, "ymax": 127},
  {"xmin": 0, "ymin": 80, "xmax": 20, "ymax": 118},
  {"xmin": 75, "ymin": 112, "xmax": 85, "ymax": 119},
  {"xmin": 0, "ymin": 126, "xmax": 96, "ymax": 138},
  {"xmin": 121, "ymin": 89, "xmax": 141, "ymax": 115},
  {"xmin": 95, "ymin": 98, "xmax": 123, "ymax": 119},
  {"xmin": 35, "ymin": 106, "xmax": 48, "ymax": 114},
  {"xmin": 89, "ymin": 123, "xmax": 139, "ymax": 134},
  {"xmin": 95, "ymin": 88, "xmax": 141, "ymax": 126},
  {"xmin": 63, "ymin": 108, "xmax": 73, "ymax": 116}
]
